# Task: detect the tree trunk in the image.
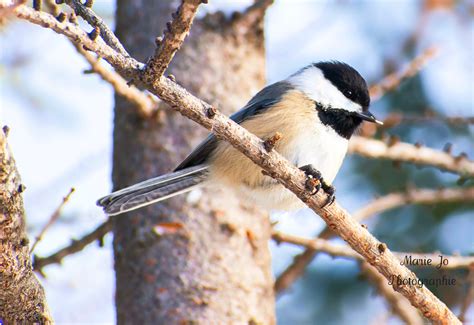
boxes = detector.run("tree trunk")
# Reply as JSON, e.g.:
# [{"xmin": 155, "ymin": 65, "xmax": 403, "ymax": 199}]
[
  {"xmin": 0, "ymin": 128, "xmax": 51, "ymax": 324},
  {"xmin": 113, "ymin": 1, "xmax": 274, "ymax": 324}
]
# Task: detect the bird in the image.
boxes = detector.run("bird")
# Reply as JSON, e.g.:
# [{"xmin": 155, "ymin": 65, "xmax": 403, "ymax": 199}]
[{"xmin": 97, "ymin": 61, "xmax": 382, "ymax": 216}]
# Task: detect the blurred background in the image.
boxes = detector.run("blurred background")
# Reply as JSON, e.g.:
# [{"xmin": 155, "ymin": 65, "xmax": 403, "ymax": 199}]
[{"xmin": 1, "ymin": 0, "xmax": 473, "ymax": 323}]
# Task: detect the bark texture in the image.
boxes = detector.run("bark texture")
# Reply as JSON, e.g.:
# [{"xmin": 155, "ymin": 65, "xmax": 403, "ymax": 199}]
[
  {"xmin": 0, "ymin": 129, "xmax": 51, "ymax": 323},
  {"xmin": 113, "ymin": 1, "xmax": 274, "ymax": 324}
]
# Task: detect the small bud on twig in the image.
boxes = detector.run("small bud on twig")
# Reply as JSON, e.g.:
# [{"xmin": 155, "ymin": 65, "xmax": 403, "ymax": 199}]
[
  {"xmin": 88, "ymin": 26, "xmax": 100, "ymax": 41},
  {"xmin": 378, "ymin": 243, "xmax": 387, "ymax": 254},
  {"xmin": 155, "ymin": 36, "xmax": 163, "ymax": 46},
  {"xmin": 443, "ymin": 142, "xmax": 453, "ymax": 154},
  {"xmin": 455, "ymin": 152, "xmax": 468, "ymax": 163},
  {"xmin": 56, "ymin": 12, "xmax": 67, "ymax": 22},
  {"xmin": 84, "ymin": 0, "xmax": 94, "ymax": 8},
  {"xmin": 69, "ymin": 12, "xmax": 77, "ymax": 24},
  {"xmin": 263, "ymin": 132, "xmax": 282, "ymax": 151},
  {"xmin": 207, "ymin": 106, "xmax": 217, "ymax": 118},
  {"xmin": 167, "ymin": 74, "xmax": 176, "ymax": 82},
  {"xmin": 2, "ymin": 125, "xmax": 10, "ymax": 137},
  {"xmin": 18, "ymin": 184, "xmax": 27, "ymax": 194}
]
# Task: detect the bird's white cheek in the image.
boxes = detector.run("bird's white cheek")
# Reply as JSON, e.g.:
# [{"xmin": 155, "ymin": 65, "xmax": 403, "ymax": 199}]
[{"xmin": 289, "ymin": 67, "xmax": 362, "ymax": 113}]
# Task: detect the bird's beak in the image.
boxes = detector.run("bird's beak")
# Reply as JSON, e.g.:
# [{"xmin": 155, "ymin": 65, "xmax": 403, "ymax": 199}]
[{"xmin": 354, "ymin": 111, "xmax": 384, "ymax": 125}]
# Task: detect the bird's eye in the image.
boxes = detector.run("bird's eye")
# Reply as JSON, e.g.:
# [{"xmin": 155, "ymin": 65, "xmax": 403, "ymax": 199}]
[{"xmin": 345, "ymin": 90, "xmax": 353, "ymax": 97}]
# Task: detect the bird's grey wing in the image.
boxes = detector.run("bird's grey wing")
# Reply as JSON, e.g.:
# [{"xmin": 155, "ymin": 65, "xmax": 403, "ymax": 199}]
[{"xmin": 174, "ymin": 81, "xmax": 292, "ymax": 171}]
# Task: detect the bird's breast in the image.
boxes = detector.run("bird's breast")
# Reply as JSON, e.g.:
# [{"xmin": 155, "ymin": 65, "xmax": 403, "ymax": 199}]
[{"xmin": 281, "ymin": 121, "xmax": 349, "ymax": 184}]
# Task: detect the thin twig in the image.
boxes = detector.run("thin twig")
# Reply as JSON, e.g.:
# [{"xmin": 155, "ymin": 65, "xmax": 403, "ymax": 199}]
[
  {"xmin": 361, "ymin": 262, "xmax": 424, "ymax": 325},
  {"xmin": 381, "ymin": 112, "xmax": 474, "ymax": 129},
  {"xmin": 63, "ymin": 0, "xmax": 129, "ymax": 57},
  {"xmin": 7, "ymin": 4, "xmax": 141, "ymax": 74},
  {"xmin": 353, "ymin": 187, "xmax": 474, "ymax": 221},
  {"xmin": 272, "ymin": 231, "xmax": 474, "ymax": 270},
  {"xmin": 74, "ymin": 43, "xmax": 157, "ymax": 118},
  {"xmin": 142, "ymin": 0, "xmax": 203, "ymax": 80},
  {"xmin": 349, "ymin": 136, "xmax": 474, "ymax": 178},
  {"xmin": 369, "ymin": 47, "xmax": 438, "ymax": 100},
  {"xmin": 33, "ymin": 219, "xmax": 112, "ymax": 275},
  {"xmin": 9, "ymin": 4, "xmax": 462, "ymax": 323},
  {"xmin": 30, "ymin": 187, "xmax": 75, "ymax": 253}
]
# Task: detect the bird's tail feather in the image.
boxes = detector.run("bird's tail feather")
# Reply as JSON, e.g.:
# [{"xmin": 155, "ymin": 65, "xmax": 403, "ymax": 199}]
[{"xmin": 97, "ymin": 165, "xmax": 209, "ymax": 216}]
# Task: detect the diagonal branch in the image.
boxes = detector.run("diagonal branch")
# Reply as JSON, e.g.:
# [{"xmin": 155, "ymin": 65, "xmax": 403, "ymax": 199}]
[
  {"xmin": 369, "ymin": 47, "xmax": 438, "ymax": 101},
  {"xmin": 349, "ymin": 136, "xmax": 474, "ymax": 178},
  {"xmin": 275, "ymin": 187, "xmax": 474, "ymax": 294},
  {"xmin": 73, "ymin": 43, "xmax": 157, "ymax": 118},
  {"xmin": 63, "ymin": 0, "xmax": 130, "ymax": 57},
  {"xmin": 353, "ymin": 187, "xmax": 474, "ymax": 221},
  {"xmin": 8, "ymin": 3, "xmax": 141, "ymax": 74},
  {"xmin": 33, "ymin": 219, "xmax": 112, "ymax": 274},
  {"xmin": 142, "ymin": 0, "xmax": 203, "ymax": 80},
  {"xmin": 381, "ymin": 112, "xmax": 474, "ymax": 129},
  {"xmin": 272, "ymin": 231, "xmax": 474, "ymax": 270},
  {"xmin": 7, "ymin": 4, "xmax": 462, "ymax": 323},
  {"xmin": 30, "ymin": 187, "xmax": 75, "ymax": 253}
]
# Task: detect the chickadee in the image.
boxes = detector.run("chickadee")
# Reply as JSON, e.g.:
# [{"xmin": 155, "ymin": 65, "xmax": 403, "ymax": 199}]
[{"xmin": 98, "ymin": 61, "xmax": 382, "ymax": 216}]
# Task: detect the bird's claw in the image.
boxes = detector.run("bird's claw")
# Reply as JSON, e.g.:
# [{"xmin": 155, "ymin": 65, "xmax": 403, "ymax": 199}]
[
  {"xmin": 299, "ymin": 164, "xmax": 336, "ymax": 207},
  {"xmin": 300, "ymin": 164, "xmax": 322, "ymax": 195},
  {"xmin": 321, "ymin": 182, "xmax": 336, "ymax": 208}
]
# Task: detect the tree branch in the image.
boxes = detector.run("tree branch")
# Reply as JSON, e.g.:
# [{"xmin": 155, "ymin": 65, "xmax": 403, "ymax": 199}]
[
  {"xmin": 353, "ymin": 187, "xmax": 474, "ymax": 221},
  {"xmin": 33, "ymin": 219, "xmax": 112, "ymax": 274},
  {"xmin": 275, "ymin": 187, "xmax": 474, "ymax": 294},
  {"xmin": 30, "ymin": 187, "xmax": 75, "ymax": 253},
  {"xmin": 349, "ymin": 136, "xmax": 474, "ymax": 178},
  {"xmin": 74, "ymin": 43, "xmax": 157, "ymax": 118},
  {"xmin": 272, "ymin": 231, "xmax": 474, "ymax": 270},
  {"xmin": 142, "ymin": 0, "xmax": 203, "ymax": 80},
  {"xmin": 63, "ymin": 0, "xmax": 130, "ymax": 57},
  {"xmin": 369, "ymin": 47, "xmax": 438, "ymax": 101},
  {"xmin": 0, "ymin": 127, "xmax": 52, "ymax": 323},
  {"xmin": 8, "ymin": 3, "xmax": 141, "ymax": 74},
  {"xmin": 381, "ymin": 112, "xmax": 474, "ymax": 129},
  {"xmin": 7, "ymin": 3, "xmax": 463, "ymax": 323}
]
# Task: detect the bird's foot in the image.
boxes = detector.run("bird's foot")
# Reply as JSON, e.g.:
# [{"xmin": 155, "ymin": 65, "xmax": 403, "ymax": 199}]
[
  {"xmin": 299, "ymin": 164, "xmax": 336, "ymax": 207},
  {"xmin": 321, "ymin": 182, "xmax": 336, "ymax": 208},
  {"xmin": 300, "ymin": 164, "xmax": 322, "ymax": 194}
]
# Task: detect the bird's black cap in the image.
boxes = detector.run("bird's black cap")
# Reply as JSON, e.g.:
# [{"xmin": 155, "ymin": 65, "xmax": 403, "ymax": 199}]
[{"xmin": 314, "ymin": 61, "xmax": 370, "ymax": 110}]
